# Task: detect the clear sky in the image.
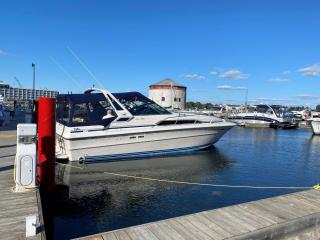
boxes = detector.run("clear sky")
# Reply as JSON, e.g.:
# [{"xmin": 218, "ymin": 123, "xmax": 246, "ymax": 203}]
[{"xmin": 1, "ymin": 0, "xmax": 320, "ymax": 106}]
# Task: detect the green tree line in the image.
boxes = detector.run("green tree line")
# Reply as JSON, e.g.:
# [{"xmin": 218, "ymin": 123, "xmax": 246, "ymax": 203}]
[{"xmin": 186, "ymin": 101, "xmax": 215, "ymax": 109}]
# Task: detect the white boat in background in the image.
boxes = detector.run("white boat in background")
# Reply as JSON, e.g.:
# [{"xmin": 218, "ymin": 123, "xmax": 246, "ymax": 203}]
[
  {"xmin": 228, "ymin": 104, "xmax": 296, "ymax": 128},
  {"xmin": 311, "ymin": 119, "xmax": 320, "ymax": 135},
  {"xmin": 56, "ymin": 88, "xmax": 235, "ymax": 162},
  {"xmin": 306, "ymin": 112, "xmax": 320, "ymax": 135}
]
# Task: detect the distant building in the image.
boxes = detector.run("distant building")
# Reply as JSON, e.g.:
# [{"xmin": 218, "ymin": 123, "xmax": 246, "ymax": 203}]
[
  {"xmin": 149, "ymin": 78, "xmax": 187, "ymax": 109},
  {"xmin": 0, "ymin": 81, "xmax": 58, "ymax": 101}
]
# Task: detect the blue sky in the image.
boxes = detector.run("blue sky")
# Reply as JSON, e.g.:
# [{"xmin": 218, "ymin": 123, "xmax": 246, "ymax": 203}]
[{"xmin": 1, "ymin": 0, "xmax": 320, "ymax": 106}]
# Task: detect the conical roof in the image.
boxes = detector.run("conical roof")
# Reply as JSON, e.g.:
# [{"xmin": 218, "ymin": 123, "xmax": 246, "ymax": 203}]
[{"xmin": 150, "ymin": 78, "xmax": 186, "ymax": 88}]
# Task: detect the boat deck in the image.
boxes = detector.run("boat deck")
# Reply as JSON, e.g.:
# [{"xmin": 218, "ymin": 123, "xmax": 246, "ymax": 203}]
[
  {"xmin": 0, "ymin": 131, "xmax": 43, "ymax": 239},
  {"xmin": 79, "ymin": 189, "xmax": 320, "ymax": 240}
]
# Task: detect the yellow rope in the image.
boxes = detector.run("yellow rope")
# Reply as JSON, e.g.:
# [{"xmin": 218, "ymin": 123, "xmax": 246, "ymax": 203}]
[
  {"xmin": 103, "ymin": 171, "xmax": 319, "ymax": 190},
  {"xmin": 57, "ymin": 163, "xmax": 319, "ymax": 190}
]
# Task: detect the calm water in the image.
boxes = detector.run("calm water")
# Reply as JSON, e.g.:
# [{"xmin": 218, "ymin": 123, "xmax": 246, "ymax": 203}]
[{"xmin": 51, "ymin": 127, "xmax": 320, "ymax": 239}]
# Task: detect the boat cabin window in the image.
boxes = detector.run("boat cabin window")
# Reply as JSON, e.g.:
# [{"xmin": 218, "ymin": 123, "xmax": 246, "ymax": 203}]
[
  {"xmin": 56, "ymin": 94, "xmax": 117, "ymax": 127},
  {"xmin": 157, "ymin": 119, "xmax": 199, "ymax": 125},
  {"xmin": 113, "ymin": 92, "xmax": 171, "ymax": 116},
  {"xmin": 256, "ymin": 105, "xmax": 270, "ymax": 114},
  {"xmin": 73, "ymin": 103, "xmax": 90, "ymax": 123}
]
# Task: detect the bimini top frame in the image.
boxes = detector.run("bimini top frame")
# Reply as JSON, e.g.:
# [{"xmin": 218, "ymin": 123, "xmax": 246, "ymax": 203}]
[{"xmin": 84, "ymin": 88, "xmax": 133, "ymax": 121}]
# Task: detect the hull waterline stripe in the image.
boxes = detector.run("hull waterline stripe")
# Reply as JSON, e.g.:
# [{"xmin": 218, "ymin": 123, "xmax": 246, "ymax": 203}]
[{"xmin": 83, "ymin": 144, "xmax": 212, "ymax": 162}]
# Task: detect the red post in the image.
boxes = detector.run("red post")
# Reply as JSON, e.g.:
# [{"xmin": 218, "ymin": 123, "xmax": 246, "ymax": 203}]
[{"xmin": 37, "ymin": 97, "xmax": 56, "ymax": 192}]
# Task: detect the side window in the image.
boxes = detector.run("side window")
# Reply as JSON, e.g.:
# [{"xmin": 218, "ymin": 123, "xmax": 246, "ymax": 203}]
[
  {"xmin": 72, "ymin": 103, "xmax": 89, "ymax": 123},
  {"xmin": 161, "ymin": 97, "xmax": 165, "ymax": 101},
  {"xmin": 56, "ymin": 101, "xmax": 70, "ymax": 123}
]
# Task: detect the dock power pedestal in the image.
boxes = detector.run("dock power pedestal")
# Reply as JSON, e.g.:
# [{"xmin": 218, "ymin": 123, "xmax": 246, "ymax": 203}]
[{"xmin": 15, "ymin": 124, "xmax": 37, "ymax": 191}]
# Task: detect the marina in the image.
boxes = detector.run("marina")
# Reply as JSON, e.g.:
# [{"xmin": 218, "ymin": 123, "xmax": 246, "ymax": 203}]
[
  {"xmin": 1, "ymin": 103, "xmax": 320, "ymax": 239},
  {"xmin": 50, "ymin": 127, "xmax": 320, "ymax": 239},
  {"xmin": 2, "ymin": 2, "xmax": 320, "ymax": 239}
]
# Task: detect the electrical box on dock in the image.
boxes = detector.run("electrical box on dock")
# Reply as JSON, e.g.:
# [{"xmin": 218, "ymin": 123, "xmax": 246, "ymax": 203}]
[{"xmin": 15, "ymin": 124, "xmax": 37, "ymax": 190}]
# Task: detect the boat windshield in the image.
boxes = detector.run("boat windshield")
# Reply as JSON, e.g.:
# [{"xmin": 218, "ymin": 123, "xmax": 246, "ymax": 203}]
[
  {"xmin": 113, "ymin": 92, "xmax": 171, "ymax": 116},
  {"xmin": 256, "ymin": 105, "xmax": 274, "ymax": 115}
]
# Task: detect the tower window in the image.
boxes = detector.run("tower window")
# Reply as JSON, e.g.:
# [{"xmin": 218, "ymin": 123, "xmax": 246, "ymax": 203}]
[
  {"xmin": 179, "ymin": 98, "xmax": 181, "ymax": 102},
  {"xmin": 161, "ymin": 97, "xmax": 165, "ymax": 101},
  {"xmin": 174, "ymin": 97, "xmax": 177, "ymax": 102}
]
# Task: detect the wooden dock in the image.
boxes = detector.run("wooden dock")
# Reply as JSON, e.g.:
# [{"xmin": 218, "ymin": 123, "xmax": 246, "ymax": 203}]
[
  {"xmin": 0, "ymin": 131, "xmax": 44, "ymax": 239},
  {"xmin": 79, "ymin": 190, "xmax": 320, "ymax": 240}
]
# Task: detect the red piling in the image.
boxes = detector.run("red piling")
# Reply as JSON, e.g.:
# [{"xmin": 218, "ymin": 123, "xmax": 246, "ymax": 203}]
[{"xmin": 37, "ymin": 97, "xmax": 56, "ymax": 192}]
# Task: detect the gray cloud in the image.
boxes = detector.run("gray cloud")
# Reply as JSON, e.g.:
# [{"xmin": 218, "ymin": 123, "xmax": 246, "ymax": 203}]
[
  {"xmin": 295, "ymin": 94, "xmax": 320, "ymax": 100},
  {"xmin": 183, "ymin": 74, "xmax": 206, "ymax": 80},
  {"xmin": 216, "ymin": 85, "xmax": 247, "ymax": 90},
  {"xmin": 297, "ymin": 64, "xmax": 320, "ymax": 77},
  {"xmin": 0, "ymin": 49, "xmax": 7, "ymax": 56},
  {"xmin": 267, "ymin": 78, "xmax": 289, "ymax": 83},
  {"xmin": 209, "ymin": 71, "xmax": 218, "ymax": 75},
  {"xmin": 219, "ymin": 69, "xmax": 249, "ymax": 80},
  {"xmin": 256, "ymin": 97, "xmax": 289, "ymax": 102}
]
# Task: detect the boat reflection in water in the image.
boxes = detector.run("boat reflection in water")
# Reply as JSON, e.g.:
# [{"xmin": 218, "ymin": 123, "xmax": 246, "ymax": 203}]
[
  {"xmin": 51, "ymin": 127, "xmax": 320, "ymax": 240},
  {"xmin": 53, "ymin": 148, "xmax": 232, "ymax": 240}
]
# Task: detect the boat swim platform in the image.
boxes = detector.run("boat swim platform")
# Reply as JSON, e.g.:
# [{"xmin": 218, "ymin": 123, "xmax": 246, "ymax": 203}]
[
  {"xmin": 0, "ymin": 131, "xmax": 44, "ymax": 240},
  {"xmin": 78, "ymin": 189, "xmax": 320, "ymax": 240}
]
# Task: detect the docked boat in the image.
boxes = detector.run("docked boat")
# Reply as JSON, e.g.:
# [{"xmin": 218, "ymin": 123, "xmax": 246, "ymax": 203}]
[
  {"xmin": 228, "ymin": 104, "xmax": 296, "ymax": 128},
  {"xmin": 56, "ymin": 88, "xmax": 235, "ymax": 162},
  {"xmin": 306, "ymin": 112, "xmax": 320, "ymax": 135}
]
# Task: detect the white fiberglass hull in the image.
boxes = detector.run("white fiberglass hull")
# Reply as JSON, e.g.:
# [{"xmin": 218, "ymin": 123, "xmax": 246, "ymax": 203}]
[
  {"xmin": 311, "ymin": 120, "xmax": 320, "ymax": 135},
  {"xmin": 56, "ymin": 123, "xmax": 233, "ymax": 162}
]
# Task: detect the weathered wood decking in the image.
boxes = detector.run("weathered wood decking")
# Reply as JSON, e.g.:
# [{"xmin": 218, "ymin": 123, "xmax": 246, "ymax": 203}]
[
  {"xmin": 0, "ymin": 131, "xmax": 43, "ymax": 239},
  {"xmin": 79, "ymin": 190, "xmax": 320, "ymax": 240}
]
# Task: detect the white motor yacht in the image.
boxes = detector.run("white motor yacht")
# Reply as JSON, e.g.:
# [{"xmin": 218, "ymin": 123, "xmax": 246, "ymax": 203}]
[
  {"xmin": 56, "ymin": 88, "xmax": 235, "ymax": 162},
  {"xmin": 306, "ymin": 112, "xmax": 320, "ymax": 135},
  {"xmin": 228, "ymin": 104, "xmax": 296, "ymax": 128}
]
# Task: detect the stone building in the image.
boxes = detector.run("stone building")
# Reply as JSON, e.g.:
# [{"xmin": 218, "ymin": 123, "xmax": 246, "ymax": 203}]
[{"xmin": 149, "ymin": 78, "xmax": 186, "ymax": 110}]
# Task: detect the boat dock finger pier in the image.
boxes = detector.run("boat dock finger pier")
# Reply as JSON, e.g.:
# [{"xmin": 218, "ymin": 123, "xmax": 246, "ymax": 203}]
[
  {"xmin": 0, "ymin": 131, "xmax": 44, "ymax": 239},
  {"xmin": 79, "ymin": 189, "xmax": 320, "ymax": 240}
]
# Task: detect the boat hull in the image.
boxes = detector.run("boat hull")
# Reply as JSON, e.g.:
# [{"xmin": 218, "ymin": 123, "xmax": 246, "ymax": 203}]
[
  {"xmin": 311, "ymin": 120, "xmax": 320, "ymax": 135},
  {"xmin": 56, "ymin": 125, "xmax": 233, "ymax": 162},
  {"xmin": 228, "ymin": 115, "xmax": 294, "ymax": 128}
]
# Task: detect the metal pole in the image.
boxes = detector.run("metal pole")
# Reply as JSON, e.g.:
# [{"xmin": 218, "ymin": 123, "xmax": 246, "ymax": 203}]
[
  {"xmin": 245, "ymin": 88, "xmax": 248, "ymax": 106},
  {"xmin": 32, "ymin": 63, "xmax": 35, "ymax": 100}
]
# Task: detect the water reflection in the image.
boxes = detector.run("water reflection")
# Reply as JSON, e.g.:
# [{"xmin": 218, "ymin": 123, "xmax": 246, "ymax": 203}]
[
  {"xmin": 53, "ymin": 148, "xmax": 231, "ymax": 239},
  {"xmin": 52, "ymin": 127, "xmax": 320, "ymax": 240}
]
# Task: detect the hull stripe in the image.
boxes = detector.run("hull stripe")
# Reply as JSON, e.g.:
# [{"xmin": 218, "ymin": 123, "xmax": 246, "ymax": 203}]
[{"xmin": 83, "ymin": 144, "xmax": 212, "ymax": 162}]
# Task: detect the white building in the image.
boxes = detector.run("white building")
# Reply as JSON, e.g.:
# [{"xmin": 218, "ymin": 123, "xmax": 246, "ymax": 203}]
[
  {"xmin": 0, "ymin": 81, "xmax": 58, "ymax": 101},
  {"xmin": 149, "ymin": 78, "xmax": 187, "ymax": 110}
]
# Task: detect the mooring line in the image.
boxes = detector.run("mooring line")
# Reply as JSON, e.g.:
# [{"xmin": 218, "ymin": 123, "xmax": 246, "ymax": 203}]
[
  {"xmin": 103, "ymin": 171, "xmax": 320, "ymax": 190},
  {"xmin": 57, "ymin": 163, "xmax": 320, "ymax": 190}
]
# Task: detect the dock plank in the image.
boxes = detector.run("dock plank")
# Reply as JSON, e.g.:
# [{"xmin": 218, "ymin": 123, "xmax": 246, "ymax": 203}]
[
  {"xmin": 0, "ymin": 138, "xmax": 42, "ymax": 240},
  {"xmin": 78, "ymin": 190, "xmax": 320, "ymax": 240},
  {"xmin": 184, "ymin": 214, "xmax": 224, "ymax": 240},
  {"xmin": 192, "ymin": 213, "xmax": 232, "ymax": 238}
]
